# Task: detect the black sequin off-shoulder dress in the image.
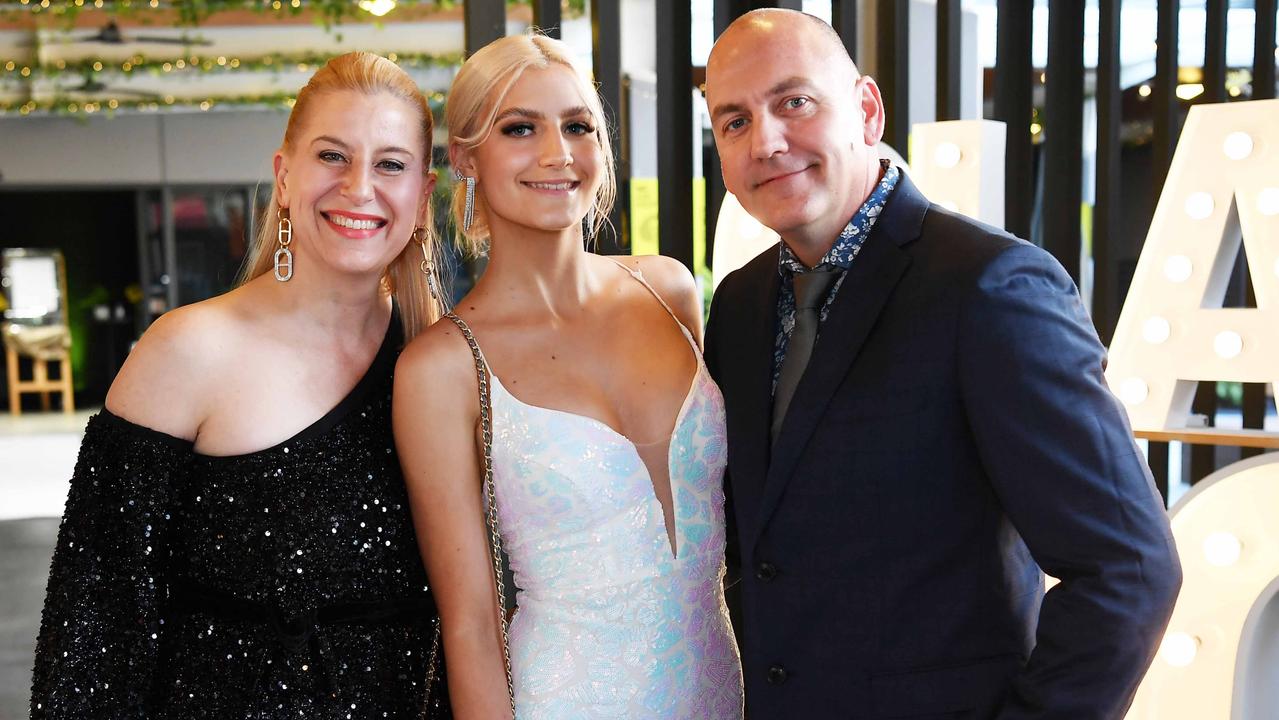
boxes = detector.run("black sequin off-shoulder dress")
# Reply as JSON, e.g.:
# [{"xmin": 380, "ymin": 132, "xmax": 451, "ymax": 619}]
[{"xmin": 30, "ymin": 318, "xmax": 451, "ymax": 719}]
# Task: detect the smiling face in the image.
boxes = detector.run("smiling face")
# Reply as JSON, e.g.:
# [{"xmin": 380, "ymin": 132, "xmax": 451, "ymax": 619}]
[
  {"xmin": 454, "ymin": 64, "xmax": 603, "ymax": 242},
  {"xmin": 707, "ymin": 11, "xmax": 885, "ymax": 255},
  {"xmin": 274, "ymin": 89, "xmax": 434, "ymax": 280}
]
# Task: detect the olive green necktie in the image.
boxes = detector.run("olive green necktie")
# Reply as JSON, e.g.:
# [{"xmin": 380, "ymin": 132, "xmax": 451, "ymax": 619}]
[{"xmin": 771, "ymin": 269, "xmax": 839, "ymax": 445}]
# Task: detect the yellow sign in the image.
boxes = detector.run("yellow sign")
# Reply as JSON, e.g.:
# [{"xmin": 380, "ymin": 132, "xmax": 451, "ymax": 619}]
[{"xmin": 627, "ymin": 177, "xmax": 708, "ymax": 276}]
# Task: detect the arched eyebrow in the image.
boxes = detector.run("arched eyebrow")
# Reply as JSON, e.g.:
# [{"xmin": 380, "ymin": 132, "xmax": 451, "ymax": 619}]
[
  {"xmin": 310, "ymin": 135, "xmax": 414, "ymax": 157},
  {"xmin": 495, "ymin": 106, "xmax": 593, "ymax": 122},
  {"xmin": 710, "ymin": 76, "xmax": 815, "ymax": 121}
]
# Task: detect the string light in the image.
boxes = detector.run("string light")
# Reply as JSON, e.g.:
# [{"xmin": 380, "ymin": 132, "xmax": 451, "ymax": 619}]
[
  {"xmin": 1202, "ymin": 532, "xmax": 1242, "ymax": 567},
  {"xmin": 1163, "ymin": 255, "xmax": 1193, "ymax": 283},
  {"xmin": 1142, "ymin": 317, "xmax": 1171, "ymax": 345},
  {"xmin": 1159, "ymin": 632, "xmax": 1199, "ymax": 667},
  {"xmin": 1184, "ymin": 192, "xmax": 1215, "ymax": 220},
  {"xmin": 1120, "ymin": 378, "xmax": 1150, "ymax": 406},
  {"xmin": 1, "ymin": 51, "xmax": 462, "ymax": 83},
  {"xmin": 358, "ymin": 0, "xmax": 395, "ymax": 16},
  {"xmin": 0, "ymin": 0, "xmax": 491, "ymax": 118},
  {"xmin": 0, "ymin": 0, "xmax": 584, "ymax": 30},
  {"xmin": 1213, "ymin": 331, "xmax": 1244, "ymax": 359},
  {"xmin": 1221, "ymin": 132, "xmax": 1253, "ymax": 160}
]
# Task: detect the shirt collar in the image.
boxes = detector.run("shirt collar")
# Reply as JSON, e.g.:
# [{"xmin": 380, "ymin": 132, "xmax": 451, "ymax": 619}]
[{"xmin": 778, "ymin": 159, "xmax": 900, "ymax": 276}]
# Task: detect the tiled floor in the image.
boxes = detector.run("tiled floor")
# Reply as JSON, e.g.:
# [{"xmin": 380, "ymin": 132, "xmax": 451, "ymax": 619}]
[
  {"xmin": 0, "ymin": 409, "xmax": 92, "ymax": 719},
  {"xmin": 0, "ymin": 518, "xmax": 57, "ymax": 720},
  {"xmin": 0, "ymin": 409, "xmax": 92, "ymax": 522}
]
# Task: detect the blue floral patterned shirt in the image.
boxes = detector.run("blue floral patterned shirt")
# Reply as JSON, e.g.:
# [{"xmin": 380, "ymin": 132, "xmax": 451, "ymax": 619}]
[{"xmin": 772, "ymin": 161, "xmax": 901, "ymax": 394}]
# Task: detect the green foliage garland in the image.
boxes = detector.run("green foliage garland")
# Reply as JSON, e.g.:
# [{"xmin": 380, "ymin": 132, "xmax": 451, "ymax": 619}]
[{"xmin": 0, "ymin": 0, "xmax": 586, "ymax": 28}]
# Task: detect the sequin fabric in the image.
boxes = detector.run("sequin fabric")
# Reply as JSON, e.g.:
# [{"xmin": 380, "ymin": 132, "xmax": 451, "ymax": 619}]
[
  {"xmin": 772, "ymin": 161, "xmax": 901, "ymax": 392},
  {"xmin": 483, "ymin": 266, "xmax": 743, "ymax": 719},
  {"xmin": 30, "ymin": 319, "xmax": 451, "ymax": 720}
]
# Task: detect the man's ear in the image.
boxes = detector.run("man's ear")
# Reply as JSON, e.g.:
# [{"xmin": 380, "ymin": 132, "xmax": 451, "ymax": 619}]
[
  {"xmin": 273, "ymin": 151, "xmax": 289, "ymax": 209},
  {"xmin": 857, "ymin": 76, "xmax": 887, "ymax": 146}
]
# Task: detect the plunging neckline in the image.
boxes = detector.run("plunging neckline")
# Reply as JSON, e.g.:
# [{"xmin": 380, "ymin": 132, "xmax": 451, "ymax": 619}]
[
  {"xmin": 488, "ymin": 359, "xmax": 702, "ymax": 454},
  {"xmin": 487, "ymin": 340, "xmax": 703, "ymax": 562},
  {"xmin": 480, "ymin": 263, "xmax": 702, "ymax": 560}
]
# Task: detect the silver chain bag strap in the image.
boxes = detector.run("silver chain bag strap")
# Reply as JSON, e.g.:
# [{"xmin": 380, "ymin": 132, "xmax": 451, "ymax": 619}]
[{"xmin": 440, "ymin": 311, "xmax": 517, "ymax": 715}]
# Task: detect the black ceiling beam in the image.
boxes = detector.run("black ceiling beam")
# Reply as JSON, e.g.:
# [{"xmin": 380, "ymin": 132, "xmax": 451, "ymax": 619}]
[
  {"xmin": 876, "ymin": 0, "xmax": 911, "ymax": 154},
  {"xmin": 1043, "ymin": 0, "xmax": 1085, "ymax": 283},
  {"xmin": 1094, "ymin": 0, "xmax": 1122, "ymax": 343},
  {"xmin": 994, "ymin": 0, "xmax": 1033, "ymax": 239},
  {"xmin": 531, "ymin": 0, "xmax": 561, "ymax": 39},
  {"xmin": 1255, "ymin": 0, "xmax": 1277, "ymax": 100},
  {"xmin": 1152, "ymin": 0, "xmax": 1179, "ymax": 197},
  {"xmin": 1204, "ymin": 0, "xmax": 1228, "ymax": 103},
  {"xmin": 655, "ymin": 1, "xmax": 694, "ymax": 270},
  {"xmin": 590, "ymin": 0, "xmax": 624, "ymax": 254},
  {"xmin": 831, "ymin": 0, "xmax": 859, "ymax": 64},
  {"xmin": 463, "ymin": 0, "xmax": 505, "ymax": 56},
  {"xmin": 936, "ymin": 0, "xmax": 962, "ymax": 120}
]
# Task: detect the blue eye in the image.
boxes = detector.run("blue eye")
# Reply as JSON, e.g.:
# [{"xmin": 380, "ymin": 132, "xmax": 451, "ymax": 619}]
[
  {"xmin": 724, "ymin": 117, "xmax": 746, "ymax": 133},
  {"xmin": 319, "ymin": 150, "xmax": 346, "ymax": 163},
  {"xmin": 502, "ymin": 123, "xmax": 534, "ymax": 137},
  {"xmin": 566, "ymin": 121, "xmax": 595, "ymax": 136},
  {"xmin": 785, "ymin": 97, "xmax": 809, "ymax": 110}
]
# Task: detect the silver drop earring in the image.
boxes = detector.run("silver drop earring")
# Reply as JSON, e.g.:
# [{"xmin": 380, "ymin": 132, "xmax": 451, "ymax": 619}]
[
  {"xmin": 274, "ymin": 208, "xmax": 293, "ymax": 282},
  {"xmin": 414, "ymin": 227, "xmax": 448, "ymax": 311},
  {"xmin": 455, "ymin": 169, "xmax": 476, "ymax": 232}
]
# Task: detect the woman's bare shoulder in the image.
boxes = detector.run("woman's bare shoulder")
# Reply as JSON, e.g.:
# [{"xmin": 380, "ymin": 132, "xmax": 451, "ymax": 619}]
[
  {"xmin": 104, "ymin": 292, "xmax": 250, "ymax": 439},
  {"xmin": 622, "ymin": 254, "xmax": 702, "ymax": 336},
  {"xmin": 395, "ymin": 314, "xmax": 483, "ymax": 413}
]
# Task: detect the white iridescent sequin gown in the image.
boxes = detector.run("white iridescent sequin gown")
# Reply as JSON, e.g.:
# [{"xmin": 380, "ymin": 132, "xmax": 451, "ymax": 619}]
[{"xmin": 480, "ymin": 264, "xmax": 743, "ymax": 719}]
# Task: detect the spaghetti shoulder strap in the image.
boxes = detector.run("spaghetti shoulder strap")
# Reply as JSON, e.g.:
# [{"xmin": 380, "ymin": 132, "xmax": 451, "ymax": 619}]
[
  {"xmin": 603, "ymin": 257, "xmax": 685, "ymax": 327},
  {"xmin": 603, "ymin": 258, "xmax": 703, "ymax": 352}
]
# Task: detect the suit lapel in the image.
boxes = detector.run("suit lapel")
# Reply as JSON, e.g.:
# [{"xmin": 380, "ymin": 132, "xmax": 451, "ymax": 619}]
[
  {"xmin": 750, "ymin": 174, "xmax": 930, "ymax": 550},
  {"xmin": 721, "ymin": 251, "xmax": 782, "ymax": 546}
]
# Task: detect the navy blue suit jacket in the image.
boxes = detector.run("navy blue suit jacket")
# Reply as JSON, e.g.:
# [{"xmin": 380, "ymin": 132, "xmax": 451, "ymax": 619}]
[{"xmin": 704, "ymin": 174, "xmax": 1181, "ymax": 719}]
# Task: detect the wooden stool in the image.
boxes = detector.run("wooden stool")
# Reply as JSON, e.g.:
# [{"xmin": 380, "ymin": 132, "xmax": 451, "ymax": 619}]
[{"xmin": 5, "ymin": 345, "xmax": 75, "ymax": 416}]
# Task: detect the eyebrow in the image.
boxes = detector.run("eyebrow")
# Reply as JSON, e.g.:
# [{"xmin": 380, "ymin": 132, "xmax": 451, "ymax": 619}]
[
  {"xmin": 310, "ymin": 135, "xmax": 415, "ymax": 157},
  {"xmin": 710, "ymin": 76, "xmax": 815, "ymax": 120},
  {"xmin": 494, "ymin": 105, "xmax": 594, "ymax": 122}
]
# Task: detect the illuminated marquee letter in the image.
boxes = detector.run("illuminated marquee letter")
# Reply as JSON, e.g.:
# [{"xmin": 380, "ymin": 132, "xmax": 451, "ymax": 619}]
[
  {"xmin": 1126, "ymin": 453, "xmax": 1279, "ymax": 719},
  {"xmin": 1105, "ymin": 99, "xmax": 1279, "ymax": 431},
  {"xmin": 909, "ymin": 119, "xmax": 1006, "ymax": 227}
]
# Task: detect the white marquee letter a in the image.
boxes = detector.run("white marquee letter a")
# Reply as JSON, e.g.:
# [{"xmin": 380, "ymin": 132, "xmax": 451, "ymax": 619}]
[{"xmin": 1105, "ymin": 99, "xmax": 1279, "ymax": 432}]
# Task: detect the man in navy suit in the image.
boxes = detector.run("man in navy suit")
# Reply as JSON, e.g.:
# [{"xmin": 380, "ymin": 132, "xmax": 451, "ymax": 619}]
[{"xmin": 703, "ymin": 9, "xmax": 1181, "ymax": 719}]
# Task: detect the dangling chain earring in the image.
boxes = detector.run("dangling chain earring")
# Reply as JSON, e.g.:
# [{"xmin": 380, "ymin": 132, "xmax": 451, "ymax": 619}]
[
  {"xmin": 455, "ymin": 169, "xmax": 476, "ymax": 232},
  {"xmin": 274, "ymin": 208, "xmax": 294, "ymax": 282},
  {"xmin": 415, "ymin": 226, "xmax": 449, "ymax": 312}
]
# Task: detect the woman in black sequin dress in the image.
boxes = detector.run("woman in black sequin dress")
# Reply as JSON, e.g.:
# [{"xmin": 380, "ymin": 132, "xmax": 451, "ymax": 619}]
[{"xmin": 30, "ymin": 52, "xmax": 452, "ymax": 719}]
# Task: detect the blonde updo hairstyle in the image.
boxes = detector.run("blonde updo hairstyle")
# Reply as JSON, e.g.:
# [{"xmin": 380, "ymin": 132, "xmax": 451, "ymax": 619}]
[
  {"xmin": 445, "ymin": 32, "xmax": 617, "ymax": 258},
  {"xmin": 239, "ymin": 51, "xmax": 445, "ymax": 339}
]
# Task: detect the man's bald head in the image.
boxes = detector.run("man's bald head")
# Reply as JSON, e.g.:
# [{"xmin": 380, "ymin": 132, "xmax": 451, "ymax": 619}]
[
  {"xmin": 704, "ymin": 6, "xmax": 887, "ymax": 261},
  {"xmin": 709, "ymin": 8, "xmax": 859, "ymax": 85}
]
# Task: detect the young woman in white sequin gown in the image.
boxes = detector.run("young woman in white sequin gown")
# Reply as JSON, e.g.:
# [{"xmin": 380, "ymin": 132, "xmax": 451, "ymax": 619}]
[{"xmin": 394, "ymin": 33, "xmax": 743, "ymax": 719}]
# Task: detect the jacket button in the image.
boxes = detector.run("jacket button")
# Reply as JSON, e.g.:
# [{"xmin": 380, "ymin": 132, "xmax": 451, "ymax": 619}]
[
  {"xmin": 756, "ymin": 562, "xmax": 777, "ymax": 581},
  {"xmin": 767, "ymin": 665, "xmax": 788, "ymax": 685}
]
